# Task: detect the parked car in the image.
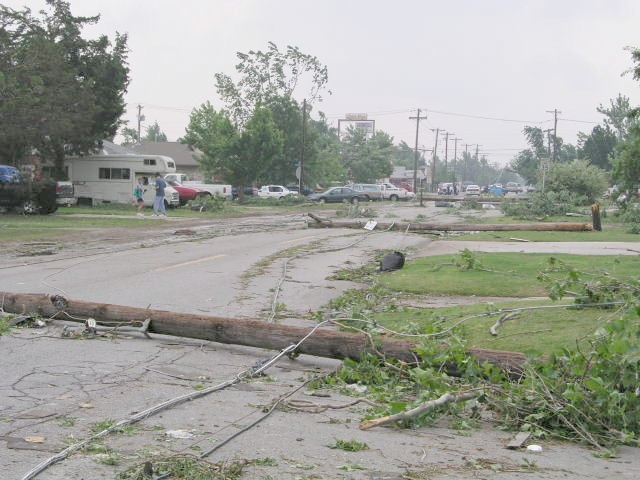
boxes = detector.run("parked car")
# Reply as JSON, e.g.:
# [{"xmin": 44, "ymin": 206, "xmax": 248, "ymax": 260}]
[
  {"xmin": 55, "ymin": 181, "xmax": 77, "ymax": 206},
  {"xmin": 0, "ymin": 165, "xmax": 21, "ymax": 183},
  {"xmin": 349, "ymin": 183, "xmax": 384, "ymax": 201},
  {"xmin": 166, "ymin": 179, "xmax": 206, "ymax": 206},
  {"xmin": 257, "ymin": 185, "xmax": 296, "ymax": 199},
  {"xmin": 308, "ymin": 186, "xmax": 367, "ymax": 204},
  {"xmin": 505, "ymin": 182, "xmax": 524, "ymax": 194},
  {"xmin": 438, "ymin": 182, "xmax": 454, "ymax": 195},
  {"xmin": 286, "ymin": 183, "xmax": 314, "ymax": 195},
  {"xmin": 231, "ymin": 186, "xmax": 260, "ymax": 199},
  {"xmin": 464, "ymin": 184, "xmax": 481, "ymax": 196}
]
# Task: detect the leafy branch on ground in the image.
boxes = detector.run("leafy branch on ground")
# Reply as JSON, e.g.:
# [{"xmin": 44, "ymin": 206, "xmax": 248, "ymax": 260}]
[{"xmin": 315, "ymin": 254, "xmax": 640, "ymax": 451}]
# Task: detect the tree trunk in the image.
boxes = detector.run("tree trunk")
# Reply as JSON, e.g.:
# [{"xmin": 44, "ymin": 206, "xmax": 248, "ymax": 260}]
[
  {"xmin": 0, "ymin": 291, "xmax": 527, "ymax": 373},
  {"xmin": 307, "ymin": 216, "xmax": 592, "ymax": 232}
]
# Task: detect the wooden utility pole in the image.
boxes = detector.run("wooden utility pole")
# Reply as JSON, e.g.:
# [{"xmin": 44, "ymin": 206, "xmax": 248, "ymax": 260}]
[
  {"xmin": 430, "ymin": 128, "xmax": 440, "ymax": 190},
  {"xmin": 546, "ymin": 108, "xmax": 561, "ymax": 161},
  {"xmin": 462, "ymin": 143, "xmax": 471, "ymax": 184},
  {"xmin": 544, "ymin": 128, "xmax": 553, "ymax": 159},
  {"xmin": 0, "ymin": 291, "xmax": 532, "ymax": 371},
  {"xmin": 443, "ymin": 131, "xmax": 453, "ymax": 174},
  {"xmin": 136, "ymin": 104, "xmax": 144, "ymax": 143},
  {"xmin": 299, "ymin": 99, "xmax": 307, "ymax": 194},
  {"xmin": 409, "ymin": 109, "xmax": 428, "ymax": 192},
  {"xmin": 452, "ymin": 137, "xmax": 461, "ymax": 180}
]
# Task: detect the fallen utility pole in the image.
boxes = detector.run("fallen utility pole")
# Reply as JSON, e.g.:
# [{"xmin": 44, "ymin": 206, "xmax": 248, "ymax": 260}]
[
  {"xmin": 307, "ymin": 215, "xmax": 593, "ymax": 232},
  {"xmin": 1, "ymin": 292, "xmax": 526, "ymax": 372}
]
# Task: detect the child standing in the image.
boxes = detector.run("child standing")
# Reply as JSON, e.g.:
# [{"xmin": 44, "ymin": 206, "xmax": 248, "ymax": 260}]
[{"xmin": 134, "ymin": 177, "xmax": 146, "ymax": 216}]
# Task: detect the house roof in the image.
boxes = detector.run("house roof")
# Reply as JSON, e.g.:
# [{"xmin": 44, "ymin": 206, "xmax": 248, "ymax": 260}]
[{"xmin": 130, "ymin": 142, "xmax": 202, "ymax": 167}]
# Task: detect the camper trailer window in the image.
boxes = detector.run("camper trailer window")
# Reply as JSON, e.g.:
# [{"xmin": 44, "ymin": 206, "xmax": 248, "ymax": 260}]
[
  {"xmin": 143, "ymin": 159, "xmax": 157, "ymax": 166},
  {"xmin": 111, "ymin": 168, "xmax": 130, "ymax": 180},
  {"xmin": 99, "ymin": 167, "xmax": 131, "ymax": 180},
  {"xmin": 167, "ymin": 161, "xmax": 175, "ymax": 168}
]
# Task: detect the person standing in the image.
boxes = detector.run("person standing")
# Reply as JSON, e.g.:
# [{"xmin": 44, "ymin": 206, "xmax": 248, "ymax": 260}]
[
  {"xmin": 134, "ymin": 177, "xmax": 146, "ymax": 216},
  {"xmin": 152, "ymin": 173, "xmax": 167, "ymax": 217}
]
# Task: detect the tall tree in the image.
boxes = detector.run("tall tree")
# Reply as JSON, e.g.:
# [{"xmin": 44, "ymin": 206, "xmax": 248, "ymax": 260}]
[
  {"xmin": 214, "ymin": 42, "xmax": 329, "ymax": 126},
  {"xmin": 390, "ymin": 141, "xmax": 419, "ymax": 169},
  {"xmin": 341, "ymin": 128, "xmax": 394, "ymax": 182},
  {"xmin": 577, "ymin": 125, "xmax": 617, "ymax": 170},
  {"xmin": 143, "ymin": 121, "xmax": 167, "ymax": 142},
  {"xmin": 510, "ymin": 127, "xmax": 545, "ymax": 185},
  {"xmin": 0, "ymin": 0, "xmax": 129, "ymax": 176},
  {"xmin": 181, "ymin": 102, "xmax": 237, "ymax": 181},
  {"xmin": 611, "ymin": 48, "xmax": 640, "ymax": 192},
  {"xmin": 227, "ymin": 107, "xmax": 284, "ymax": 187},
  {"xmin": 303, "ymin": 113, "xmax": 345, "ymax": 187},
  {"xmin": 612, "ymin": 124, "xmax": 640, "ymax": 193},
  {"xmin": 597, "ymin": 94, "xmax": 636, "ymax": 141}
]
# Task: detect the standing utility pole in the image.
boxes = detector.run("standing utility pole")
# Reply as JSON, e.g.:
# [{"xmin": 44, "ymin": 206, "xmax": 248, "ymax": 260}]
[
  {"xmin": 462, "ymin": 143, "xmax": 471, "ymax": 184},
  {"xmin": 136, "ymin": 104, "xmax": 145, "ymax": 143},
  {"xmin": 442, "ymin": 131, "xmax": 452, "ymax": 174},
  {"xmin": 546, "ymin": 108, "xmax": 561, "ymax": 162},
  {"xmin": 430, "ymin": 128, "xmax": 440, "ymax": 191},
  {"xmin": 409, "ymin": 109, "xmax": 428, "ymax": 192},
  {"xmin": 452, "ymin": 137, "xmax": 461, "ymax": 180},
  {"xmin": 544, "ymin": 128, "xmax": 553, "ymax": 159},
  {"xmin": 299, "ymin": 99, "xmax": 307, "ymax": 194}
]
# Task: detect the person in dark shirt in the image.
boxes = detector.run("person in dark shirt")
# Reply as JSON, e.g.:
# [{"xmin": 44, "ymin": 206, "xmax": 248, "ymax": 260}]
[{"xmin": 152, "ymin": 173, "xmax": 167, "ymax": 217}]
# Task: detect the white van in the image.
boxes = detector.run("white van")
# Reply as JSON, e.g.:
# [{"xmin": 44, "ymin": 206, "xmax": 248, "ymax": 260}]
[{"xmin": 63, "ymin": 155, "xmax": 180, "ymax": 208}]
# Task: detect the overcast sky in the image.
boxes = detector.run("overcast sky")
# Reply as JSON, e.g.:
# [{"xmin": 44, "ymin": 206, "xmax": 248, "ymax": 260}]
[{"xmin": 6, "ymin": 0, "xmax": 640, "ymax": 165}]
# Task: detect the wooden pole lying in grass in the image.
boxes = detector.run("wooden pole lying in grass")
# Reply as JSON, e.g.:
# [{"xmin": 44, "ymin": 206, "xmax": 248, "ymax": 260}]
[
  {"xmin": 1, "ymin": 291, "xmax": 526, "ymax": 372},
  {"xmin": 307, "ymin": 215, "xmax": 593, "ymax": 232}
]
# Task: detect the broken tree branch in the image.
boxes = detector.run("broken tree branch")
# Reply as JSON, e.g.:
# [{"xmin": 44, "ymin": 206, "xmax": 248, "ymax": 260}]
[{"xmin": 359, "ymin": 390, "xmax": 480, "ymax": 430}]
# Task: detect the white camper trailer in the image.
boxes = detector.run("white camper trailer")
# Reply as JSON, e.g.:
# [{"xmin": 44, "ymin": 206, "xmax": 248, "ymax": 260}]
[{"xmin": 64, "ymin": 155, "xmax": 180, "ymax": 208}]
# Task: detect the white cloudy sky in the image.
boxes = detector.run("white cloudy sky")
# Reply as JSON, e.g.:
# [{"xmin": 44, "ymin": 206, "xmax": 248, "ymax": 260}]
[{"xmin": 6, "ymin": 0, "xmax": 640, "ymax": 165}]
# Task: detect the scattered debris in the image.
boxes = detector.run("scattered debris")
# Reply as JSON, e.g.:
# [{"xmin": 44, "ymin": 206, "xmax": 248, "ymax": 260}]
[
  {"xmin": 379, "ymin": 251, "xmax": 405, "ymax": 271},
  {"xmin": 174, "ymin": 228, "xmax": 196, "ymax": 235},
  {"xmin": 526, "ymin": 444, "xmax": 543, "ymax": 453},
  {"xmin": 24, "ymin": 437, "xmax": 46, "ymax": 444},
  {"xmin": 506, "ymin": 431, "xmax": 531, "ymax": 449},
  {"xmin": 165, "ymin": 429, "xmax": 195, "ymax": 440},
  {"xmin": 489, "ymin": 312, "xmax": 519, "ymax": 336},
  {"xmin": 363, "ymin": 220, "xmax": 377, "ymax": 230}
]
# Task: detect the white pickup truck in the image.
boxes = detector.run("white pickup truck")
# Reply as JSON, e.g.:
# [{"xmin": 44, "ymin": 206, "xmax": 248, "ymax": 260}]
[
  {"xmin": 378, "ymin": 182, "xmax": 414, "ymax": 201},
  {"xmin": 164, "ymin": 173, "xmax": 232, "ymax": 200}
]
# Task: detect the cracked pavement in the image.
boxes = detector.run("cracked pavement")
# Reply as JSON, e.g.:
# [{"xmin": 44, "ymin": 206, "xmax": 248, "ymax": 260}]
[{"xmin": 1, "ymin": 202, "xmax": 639, "ymax": 479}]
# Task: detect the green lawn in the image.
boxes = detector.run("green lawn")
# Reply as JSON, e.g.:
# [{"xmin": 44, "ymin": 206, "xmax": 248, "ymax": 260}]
[
  {"xmin": 378, "ymin": 252, "xmax": 640, "ymax": 297},
  {"xmin": 368, "ymin": 252, "xmax": 640, "ymax": 354},
  {"xmin": 445, "ymin": 227, "xmax": 640, "ymax": 243},
  {"xmin": 376, "ymin": 299, "xmax": 622, "ymax": 354}
]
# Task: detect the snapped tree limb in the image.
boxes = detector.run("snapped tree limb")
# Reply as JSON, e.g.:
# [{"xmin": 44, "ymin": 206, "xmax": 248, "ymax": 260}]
[{"xmin": 359, "ymin": 390, "xmax": 479, "ymax": 430}]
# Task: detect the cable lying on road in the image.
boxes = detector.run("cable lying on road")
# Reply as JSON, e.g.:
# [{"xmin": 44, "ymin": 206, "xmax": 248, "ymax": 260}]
[{"xmin": 20, "ymin": 319, "xmax": 334, "ymax": 480}]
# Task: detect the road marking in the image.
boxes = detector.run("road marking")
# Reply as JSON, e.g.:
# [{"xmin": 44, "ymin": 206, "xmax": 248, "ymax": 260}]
[
  {"xmin": 281, "ymin": 235, "xmax": 316, "ymax": 244},
  {"xmin": 153, "ymin": 254, "xmax": 226, "ymax": 272}
]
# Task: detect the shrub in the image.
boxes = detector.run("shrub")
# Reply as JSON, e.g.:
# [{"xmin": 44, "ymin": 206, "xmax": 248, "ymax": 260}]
[
  {"xmin": 501, "ymin": 191, "xmax": 587, "ymax": 219},
  {"xmin": 541, "ymin": 160, "xmax": 608, "ymax": 203}
]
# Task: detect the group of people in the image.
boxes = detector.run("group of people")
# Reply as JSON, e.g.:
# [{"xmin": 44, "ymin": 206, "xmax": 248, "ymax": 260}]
[{"xmin": 133, "ymin": 173, "xmax": 167, "ymax": 217}]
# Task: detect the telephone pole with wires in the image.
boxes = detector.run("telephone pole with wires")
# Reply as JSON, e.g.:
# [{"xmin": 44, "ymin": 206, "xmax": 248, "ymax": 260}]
[
  {"xmin": 136, "ymin": 104, "xmax": 145, "ymax": 143},
  {"xmin": 409, "ymin": 109, "xmax": 428, "ymax": 192},
  {"xmin": 430, "ymin": 128, "xmax": 440, "ymax": 191},
  {"xmin": 546, "ymin": 108, "xmax": 561, "ymax": 161}
]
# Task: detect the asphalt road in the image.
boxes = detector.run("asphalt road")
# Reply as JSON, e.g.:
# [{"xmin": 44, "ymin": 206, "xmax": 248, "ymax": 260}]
[{"xmin": 1, "ymin": 203, "xmax": 639, "ymax": 479}]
